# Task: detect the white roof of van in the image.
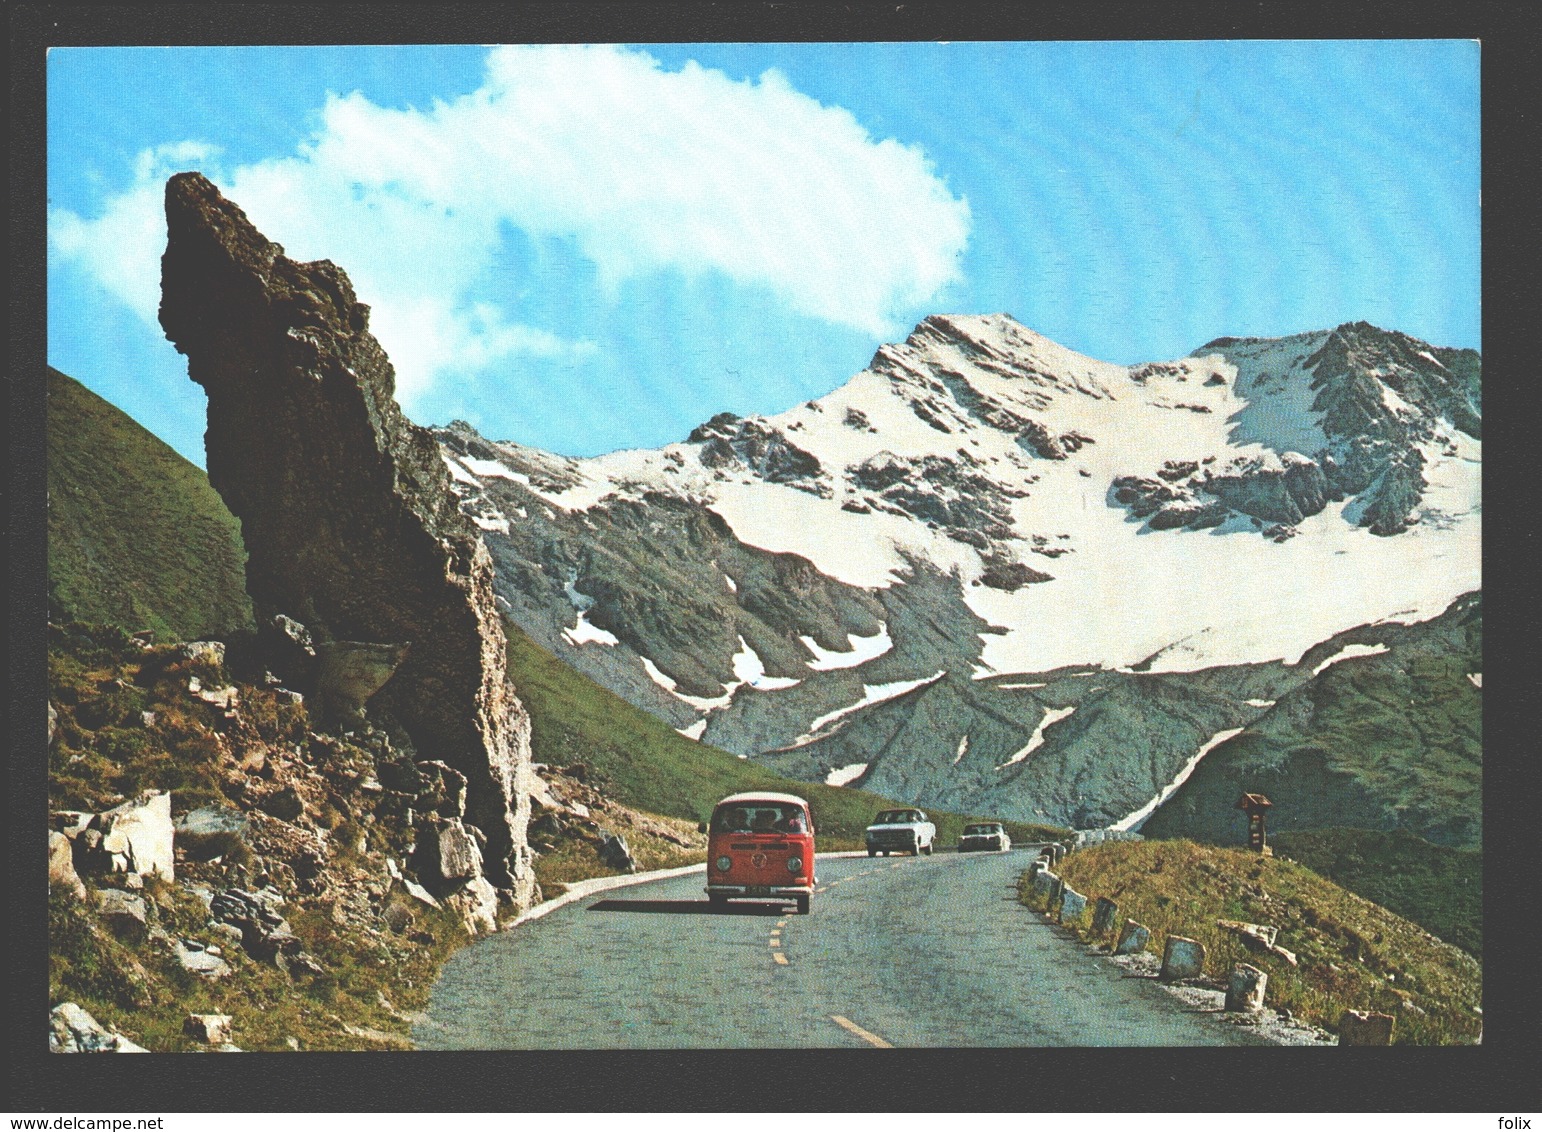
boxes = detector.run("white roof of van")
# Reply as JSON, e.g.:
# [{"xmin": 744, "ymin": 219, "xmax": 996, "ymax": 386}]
[{"xmin": 714, "ymin": 791, "xmax": 809, "ymax": 806}]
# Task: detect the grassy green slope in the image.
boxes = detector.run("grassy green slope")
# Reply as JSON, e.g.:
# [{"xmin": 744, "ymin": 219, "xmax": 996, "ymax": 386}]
[
  {"xmin": 505, "ymin": 625, "xmax": 1067, "ymax": 849},
  {"xmin": 47, "ymin": 367, "xmax": 253, "ymax": 640},
  {"xmin": 1270, "ymin": 828, "xmax": 1481, "ymax": 957},
  {"xmin": 1027, "ymin": 839, "xmax": 1481, "ymax": 1045}
]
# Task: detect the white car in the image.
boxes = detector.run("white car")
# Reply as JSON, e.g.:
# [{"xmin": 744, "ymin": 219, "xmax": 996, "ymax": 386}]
[
  {"xmin": 958, "ymin": 822, "xmax": 1012, "ymax": 853},
  {"xmin": 865, "ymin": 809, "xmax": 936, "ymax": 856}
]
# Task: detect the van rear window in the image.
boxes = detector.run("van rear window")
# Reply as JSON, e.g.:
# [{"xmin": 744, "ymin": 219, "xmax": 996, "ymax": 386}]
[{"xmin": 711, "ymin": 803, "xmax": 808, "ymax": 833}]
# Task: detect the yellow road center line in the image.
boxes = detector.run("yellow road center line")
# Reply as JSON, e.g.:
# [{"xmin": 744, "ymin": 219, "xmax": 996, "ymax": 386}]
[
  {"xmin": 831, "ymin": 1015, "xmax": 892, "ymax": 1048},
  {"xmin": 773, "ymin": 952, "xmax": 789, "ymax": 966},
  {"xmin": 776, "ymin": 920, "xmax": 787, "ymax": 928},
  {"xmin": 769, "ymin": 934, "xmax": 780, "ymax": 944}
]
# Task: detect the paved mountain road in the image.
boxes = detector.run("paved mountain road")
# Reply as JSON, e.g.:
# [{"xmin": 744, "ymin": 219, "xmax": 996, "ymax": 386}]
[{"xmin": 415, "ymin": 849, "xmax": 1269, "ymax": 1048}]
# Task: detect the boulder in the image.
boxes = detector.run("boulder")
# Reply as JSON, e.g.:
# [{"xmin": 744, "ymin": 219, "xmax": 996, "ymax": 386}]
[
  {"xmin": 1114, "ymin": 919, "xmax": 1151, "ymax": 956},
  {"xmin": 48, "ymin": 701, "xmax": 57, "ymax": 745},
  {"xmin": 209, "ymin": 921, "xmax": 246, "ymax": 948},
  {"xmin": 210, "ymin": 887, "xmax": 300, "ymax": 961},
  {"xmin": 52, "ymin": 811, "xmax": 94, "ymax": 838},
  {"xmin": 172, "ymin": 940, "xmax": 233, "ymax": 979},
  {"xmin": 160, "ymin": 173, "xmax": 534, "ymax": 907},
  {"xmin": 443, "ymin": 874, "xmax": 500, "ymax": 936},
  {"xmin": 1217, "ymin": 918, "xmax": 1278, "ymax": 949},
  {"xmin": 96, "ymin": 791, "xmax": 175, "ymax": 881},
  {"xmin": 413, "ymin": 817, "xmax": 484, "ymax": 887},
  {"xmin": 258, "ymin": 785, "xmax": 306, "ymax": 822},
  {"xmin": 1159, "ymin": 935, "xmax": 1207, "ymax": 982},
  {"xmin": 184, "ymin": 1013, "xmax": 234, "ymax": 1044},
  {"xmin": 195, "ymin": 683, "xmax": 240, "ymax": 709},
  {"xmin": 49, "ymin": 1003, "xmax": 148, "ymax": 1053},
  {"xmin": 1225, "ymin": 963, "xmax": 1268, "ymax": 1013},
  {"xmin": 180, "ymin": 640, "xmax": 227, "ymax": 668},
  {"xmin": 598, "ymin": 831, "xmax": 635, "ymax": 873},
  {"xmin": 97, "ymin": 889, "xmax": 149, "ymax": 942},
  {"xmin": 49, "ymin": 831, "xmax": 87, "ymax": 900},
  {"xmin": 1216, "ymin": 918, "xmax": 1298, "ymax": 966},
  {"xmin": 399, "ymin": 877, "xmax": 441, "ymax": 909},
  {"xmin": 175, "ymin": 805, "xmax": 250, "ymax": 839}
]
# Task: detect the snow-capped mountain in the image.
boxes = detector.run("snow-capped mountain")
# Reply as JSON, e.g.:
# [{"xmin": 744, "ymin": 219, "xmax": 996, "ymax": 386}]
[{"xmin": 431, "ymin": 315, "xmax": 1481, "ymax": 834}]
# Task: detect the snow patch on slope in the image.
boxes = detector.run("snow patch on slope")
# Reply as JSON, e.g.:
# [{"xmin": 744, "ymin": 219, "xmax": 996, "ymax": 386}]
[
  {"xmin": 1111, "ymin": 726, "xmax": 1247, "ymax": 832},
  {"xmin": 562, "ymin": 611, "xmax": 619, "ymax": 648},
  {"xmin": 443, "ymin": 455, "xmax": 481, "ymax": 486},
  {"xmin": 825, "ymin": 762, "xmax": 869, "ymax": 787},
  {"xmin": 997, "ymin": 705, "xmax": 1076, "ymax": 769},
  {"xmin": 471, "ymin": 510, "xmax": 510, "ymax": 533},
  {"xmin": 1311, "ymin": 642, "xmax": 1390, "ymax": 677},
  {"xmin": 733, "ymin": 637, "xmax": 801, "ymax": 690},
  {"xmin": 800, "ymin": 625, "xmax": 894, "ymax": 671},
  {"xmin": 641, "ymin": 655, "xmax": 732, "ymax": 711},
  {"xmin": 460, "ymin": 456, "xmax": 527, "ymax": 482},
  {"xmin": 793, "ymin": 671, "xmax": 948, "ymax": 746}
]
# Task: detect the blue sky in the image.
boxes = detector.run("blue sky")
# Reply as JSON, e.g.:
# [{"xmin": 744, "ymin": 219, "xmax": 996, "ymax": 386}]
[{"xmin": 48, "ymin": 41, "xmax": 1479, "ymax": 467}]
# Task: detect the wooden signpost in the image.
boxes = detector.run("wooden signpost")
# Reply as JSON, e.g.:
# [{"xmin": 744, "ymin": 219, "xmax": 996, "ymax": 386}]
[{"xmin": 1236, "ymin": 792, "xmax": 1273, "ymax": 854}]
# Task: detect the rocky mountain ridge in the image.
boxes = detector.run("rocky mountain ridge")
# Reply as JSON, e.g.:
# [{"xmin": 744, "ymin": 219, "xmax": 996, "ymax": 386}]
[{"xmin": 431, "ymin": 312, "xmax": 1480, "ymax": 837}]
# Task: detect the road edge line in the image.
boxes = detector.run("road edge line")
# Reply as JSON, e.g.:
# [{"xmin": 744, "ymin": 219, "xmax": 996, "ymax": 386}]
[{"xmin": 831, "ymin": 1014, "xmax": 893, "ymax": 1048}]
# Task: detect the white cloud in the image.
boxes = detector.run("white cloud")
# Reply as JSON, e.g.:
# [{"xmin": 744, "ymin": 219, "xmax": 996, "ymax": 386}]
[
  {"xmin": 50, "ymin": 142, "xmax": 222, "ymax": 323},
  {"xmin": 50, "ymin": 44, "xmax": 970, "ymax": 408}
]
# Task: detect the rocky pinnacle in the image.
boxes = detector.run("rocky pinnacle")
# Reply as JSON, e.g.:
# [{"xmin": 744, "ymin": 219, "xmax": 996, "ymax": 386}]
[{"xmin": 158, "ymin": 172, "xmax": 535, "ymax": 904}]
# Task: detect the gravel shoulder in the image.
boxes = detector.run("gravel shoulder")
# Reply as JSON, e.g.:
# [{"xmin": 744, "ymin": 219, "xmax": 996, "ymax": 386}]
[{"xmin": 1102, "ymin": 945, "xmax": 1335, "ymax": 1046}]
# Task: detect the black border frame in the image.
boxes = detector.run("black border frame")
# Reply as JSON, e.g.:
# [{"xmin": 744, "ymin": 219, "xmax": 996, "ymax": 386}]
[{"xmin": 10, "ymin": 1, "xmax": 1540, "ymax": 1113}]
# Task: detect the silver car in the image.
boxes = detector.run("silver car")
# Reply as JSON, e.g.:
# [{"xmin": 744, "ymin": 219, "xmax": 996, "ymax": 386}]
[{"xmin": 958, "ymin": 822, "xmax": 1011, "ymax": 853}]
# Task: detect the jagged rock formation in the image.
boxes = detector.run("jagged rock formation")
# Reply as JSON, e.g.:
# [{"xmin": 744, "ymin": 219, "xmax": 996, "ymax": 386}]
[{"xmin": 158, "ymin": 172, "xmax": 535, "ymax": 906}]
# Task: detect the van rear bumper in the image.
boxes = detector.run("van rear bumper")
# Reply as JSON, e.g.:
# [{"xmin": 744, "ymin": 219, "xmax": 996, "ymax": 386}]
[{"xmin": 705, "ymin": 883, "xmax": 814, "ymax": 898}]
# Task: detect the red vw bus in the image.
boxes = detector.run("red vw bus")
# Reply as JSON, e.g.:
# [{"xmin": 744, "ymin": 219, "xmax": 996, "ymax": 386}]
[{"xmin": 704, "ymin": 791, "xmax": 816, "ymax": 914}]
